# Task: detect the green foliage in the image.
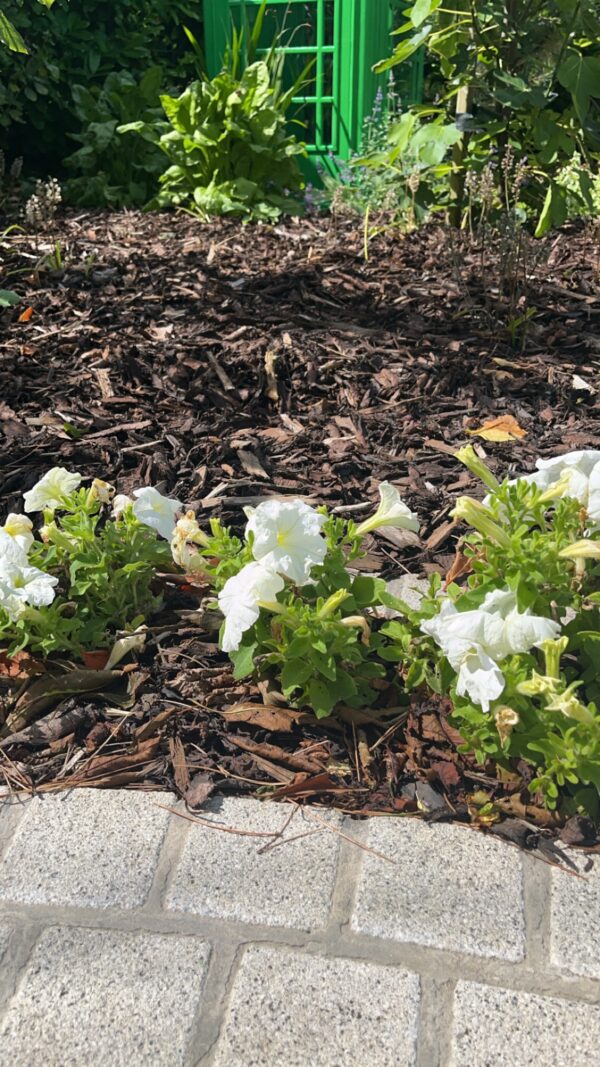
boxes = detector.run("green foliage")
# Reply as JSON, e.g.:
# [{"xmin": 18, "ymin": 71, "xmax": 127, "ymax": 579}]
[
  {"xmin": 0, "ymin": 489, "xmax": 171, "ymax": 656},
  {"xmin": 0, "ymin": 0, "xmax": 201, "ymax": 177},
  {"xmin": 120, "ymin": 61, "xmax": 307, "ymax": 222},
  {"xmin": 63, "ymin": 68, "xmax": 166, "ymax": 208},
  {"xmin": 375, "ymin": 0, "xmax": 600, "ymax": 231}
]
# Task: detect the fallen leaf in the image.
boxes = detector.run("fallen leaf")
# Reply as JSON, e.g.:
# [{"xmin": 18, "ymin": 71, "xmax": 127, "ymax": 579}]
[
  {"xmin": 444, "ymin": 548, "xmax": 473, "ymax": 587},
  {"xmin": 169, "ymin": 735, "xmax": 190, "ymax": 793},
  {"xmin": 218, "ymin": 702, "xmax": 311, "ymax": 732},
  {"xmin": 467, "ymin": 414, "xmax": 527, "ymax": 442},
  {"xmin": 3, "ymin": 668, "xmax": 125, "ymax": 737},
  {"xmin": 0, "ymin": 650, "xmax": 43, "ymax": 679},
  {"xmin": 185, "ymin": 772, "xmax": 215, "ymax": 809}
]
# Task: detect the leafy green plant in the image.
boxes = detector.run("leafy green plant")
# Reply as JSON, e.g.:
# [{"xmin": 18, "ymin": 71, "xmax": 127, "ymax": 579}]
[
  {"xmin": 0, "ymin": 0, "xmax": 201, "ymax": 178},
  {"xmin": 383, "ymin": 445, "xmax": 600, "ymax": 818},
  {"xmin": 120, "ymin": 61, "xmax": 307, "ymax": 221},
  {"xmin": 0, "ymin": 469, "xmax": 175, "ymax": 656},
  {"xmin": 376, "ymin": 0, "xmax": 600, "ymax": 232},
  {"xmin": 63, "ymin": 68, "xmax": 166, "ymax": 208},
  {"xmin": 169, "ymin": 448, "xmax": 600, "ymax": 818}
]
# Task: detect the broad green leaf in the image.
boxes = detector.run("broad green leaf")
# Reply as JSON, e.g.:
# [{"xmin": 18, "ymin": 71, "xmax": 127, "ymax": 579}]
[
  {"xmin": 308, "ymin": 677, "xmax": 337, "ymax": 718},
  {"xmin": 411, "ymin": 0, "xmax": 442, "ymax": 27},
  {"xmin": 535, "ymin": 181, "xmax": 568, "ymax": 237},
  {"xmin": 374, "ymin": 24, "xmax": 432, "ymax": 74},
  {"xmin": 0, "ymin": 11, "xmax": 28, "ymax": 52},
  {"xmin": 280, "ymin": 658, "xmax": 314, "ymax": 694},
  {"xmin": 558, "ymin": 53, "xmax": 600, "ymax": 122},
  {"xmin": 229, "ymin": 640, "xmax": 258, "ymax": 680},
  {"xmin": 0, "ymin": 289, "xmax": 20, "ymax": 307}
]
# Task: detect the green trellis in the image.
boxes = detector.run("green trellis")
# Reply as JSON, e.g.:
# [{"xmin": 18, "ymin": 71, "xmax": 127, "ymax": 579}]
[{"xmin": 202, "ymin": 0, "xmax": 424, "ymax": 181}]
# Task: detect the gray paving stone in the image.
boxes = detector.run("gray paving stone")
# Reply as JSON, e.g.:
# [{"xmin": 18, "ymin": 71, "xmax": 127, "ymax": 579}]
[
  {"xmin": 0, "ymin": 924, "xmax": 11, "ymax": 960},
  {"xmin": 0, "ymin": 926, "xmax": 210, "ymax": 1067},
  {"xmin": 212, "ymin": 945, "xmax": 420, "ymax": 1067},
  {"xmin": 450, "ymin": 980, "xmax": 600, "ymax": 1067},
  {"xmin": 0, "ymin": 789, "xmax": 171, "ymax": 909},
  {"xmin": 166, "ymin": 797, "xmax": 340, "ymax": 931},
  {"xmin": 551, "ymin": 849, "xmax": 600, "ymax": 978},
  {"xmin": 351, "ymin": 818, "xmax": 525, "ymax": 960}
]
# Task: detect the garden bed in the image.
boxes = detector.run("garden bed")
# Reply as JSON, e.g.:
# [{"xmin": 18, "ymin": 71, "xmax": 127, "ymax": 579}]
[{"xmin": 1, "ymin": 211, "xmax": 599, "ymax": 848}]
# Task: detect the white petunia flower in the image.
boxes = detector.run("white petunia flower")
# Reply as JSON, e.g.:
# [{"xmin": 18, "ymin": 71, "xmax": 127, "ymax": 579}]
[
  {"xmin": 356, "ymin": 482, "xmax": 420, "ymax": 537},
  {"xmin": 23, "ymin": 467, "xmax": 82, "ymax": 513},
  {"xmin": 489, "ymin": 450, "xmax": 600, "ymax": 522},
  {"xmin": 421, "ymin": 588, "xmax": 560, "ymax": 712},
  {"xmin": 455, "ymin": 647, "xmax": 505, "ymax": 713},
  {"xmin": 0, "ymin": 528, "xmax": 29, "ymax": 565},
  {"xmin": 0, "ymin": 558, "xmax": 58, "ymax": 621},
  {"xmin": 246, "ymin": 499, "xmax": 327, "ymax": 585},
  {"xmin": 132, "ymin": 487, "xmax": 182, "ymax": 540},
  {"xmin": 112, "ymin": 493, "xmax": 133, "ymax": 519},
  {"xmin": 477, "ymin": 588, "xmax": 561, "ymax": 660},
  {"xmin": 218, "ymin": 561, "xmax": 284, "ymax": 652},
  {"xmin": 0, "ymin": 514, "xmax": 34, "ymax": 554}
]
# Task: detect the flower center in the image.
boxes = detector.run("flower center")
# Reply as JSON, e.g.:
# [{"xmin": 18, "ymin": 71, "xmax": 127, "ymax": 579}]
[{"xmin": 276, "ymin": 531, "xmax": 288, "ymax": 547}]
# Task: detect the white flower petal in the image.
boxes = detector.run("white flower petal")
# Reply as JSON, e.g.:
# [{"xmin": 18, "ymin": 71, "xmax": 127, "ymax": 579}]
[
  {"xmin": 132, "ymin": 487, "xmax": 182, "ymax": 540},
  {"xmin": 0, "ymin": 558, "xmax": 58, "ymax": 619},
  {"xmin": 23, "ymin": 467, "xmax": 82, "ymax": 513},
  {"xmin": 455, "ymin": 647, "xmax": 505, "ymax": 712},
  {"xmin": 246, "ymin": 500, "xmax": 327, "ymax": 585},
  {"xmin": 0, "ymin": 528, "xmax": 30, "ymax": 565},
  {"xmin": 218, "ymin": 561, "xmax": 284, "ymax": 652},
  {"xmin": 0, "ymin": 514, "xmax": 34, "ymax": 554},
  {"xmin": 356, "ymin": 482, "xmax": 420, "ymax": 536}
]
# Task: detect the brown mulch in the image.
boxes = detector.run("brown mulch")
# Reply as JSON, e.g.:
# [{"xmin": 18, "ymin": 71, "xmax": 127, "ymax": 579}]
[{"xmin": 0, "ymin": 210, "xmax": 599, "ymax": 852}]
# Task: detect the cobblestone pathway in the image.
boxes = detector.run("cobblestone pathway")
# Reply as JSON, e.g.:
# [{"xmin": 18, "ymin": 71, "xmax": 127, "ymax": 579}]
[{"xmin": 0, "ymin": 790, "xmax": 598, "ymax": 1066}]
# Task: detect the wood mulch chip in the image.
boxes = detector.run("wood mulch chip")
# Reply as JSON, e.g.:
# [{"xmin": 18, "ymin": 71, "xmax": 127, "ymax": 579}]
[{"xmin": 0, "ymin": 210, "xmax": 599, "ymax": 851}]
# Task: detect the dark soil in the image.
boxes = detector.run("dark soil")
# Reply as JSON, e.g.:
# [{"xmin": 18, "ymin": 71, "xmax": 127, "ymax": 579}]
[{"xmin": 0, "ymin": 211, "xmax": 599, "ymax": 851}]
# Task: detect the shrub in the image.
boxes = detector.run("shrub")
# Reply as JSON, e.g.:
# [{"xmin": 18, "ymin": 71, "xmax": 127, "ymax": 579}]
[
  {"xmin": 375, "ymin": 0, "xmax": 600, "ymax": 232},
  {"xmin": 0, "ymin": 0, "xmax": 201, "ymax": 179},
  {"xmin": 63, "ymin": 68, "xmax": 166, "ymax": 208},
  {"xmin": 120, "ymin": 61, "xmax": 307, "ymax": 222}
]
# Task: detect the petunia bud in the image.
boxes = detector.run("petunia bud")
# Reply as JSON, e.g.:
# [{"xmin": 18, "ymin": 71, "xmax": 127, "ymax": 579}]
[
  {"xmin": 451, "ymin": 497, "xmax": 511, "ymax": 549},
  {"xmin": 559, "ymin": 539, "xmax": 600, "ymax": 560},
  {"xmin": 455, "ymin": 445, "xmax": 500, "ymax": 492}
]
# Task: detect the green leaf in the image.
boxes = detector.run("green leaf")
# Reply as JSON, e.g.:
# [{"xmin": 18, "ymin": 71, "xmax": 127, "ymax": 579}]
[
  {"xmin": 280, "ymin": 658, "xmax": 313, "ymax": 694},
  {"xmin": 308, "ymin": 677, "xmax": 338, "ymax": 718},
  {"xmin": 535, "ymin": 182, "xmax": 568, "ymax": 237},
  {"xmin": 0, "ymin": 12, "xmax": 28, "ymax": 53},
  {"xmin": 0, "ymin": 289, "xmax": 20, "ymax": 307},
  {"xmin": 374, "ymin": 25, "xmax": 432, "ymax": 74},
  {"xmin": 558, "ymin": 53, "xmax": 600, "ymax": 123},
  {"xmin": 411, "ymin": 0, "xmax": 442, "ymax": 27},
  {"xmin": 229, "ymin": 640, "xmax": 258, "ymax": 680}
]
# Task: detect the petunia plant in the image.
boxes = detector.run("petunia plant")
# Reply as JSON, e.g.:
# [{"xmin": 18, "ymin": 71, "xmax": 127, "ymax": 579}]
[
  {"xmin": 170, "ymin": 486, "xmax": 421, "ymax": 718},
  {"xmin": 170, "ymin": 452, "xmax": 599, "ymax": 818},
  {"xmin": 0, "ymin": 468, "xmax": 179, "ymax": 655},
  {"xmin": 1, "ymin": 453, "xmax": 599, "ymax": 820},
  {"xmin": 382, "ymin": 447, "xmax": 600, "ymax": 818}
]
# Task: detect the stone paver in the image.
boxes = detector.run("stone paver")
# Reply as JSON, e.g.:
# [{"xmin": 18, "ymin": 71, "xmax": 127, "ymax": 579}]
[
  {"xmin": 0, "ymin": 926, "xmax": 210, "ymax": 1067},
  {"xmin": 351, "ymin": 817, "xmax": 526, "ymax": 960},
  {"xmin": 0, "ymin": 790, "xmax": 171, "ymax": 909},
  {"xmin": 551, "ymin": 851, "xmax": 600, "ymax": 979},
  {"xmin": 166, "ymin": 797, "xmax": 340, "ymax": 930},
  {"xmin": 0, "ymin": 925, "xmax": 11, "ymax": 960},
  {"xmin": 451, "ymin": 980, "xmax": 600, "ymax": 1067},
  {"xmin": 212, "ymin": 945, "xmax": 420, "ymax": 1067},
  {"xmin": 0, "ymin": 788, "xmax": 598, "ymax": 1067}
]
